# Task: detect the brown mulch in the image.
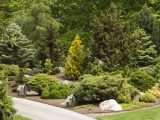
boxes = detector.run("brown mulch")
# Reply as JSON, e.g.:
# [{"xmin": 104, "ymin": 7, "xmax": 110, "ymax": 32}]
[{"xmin": 8, "ymin": 80, "xmax": 160, "ymax": 115}]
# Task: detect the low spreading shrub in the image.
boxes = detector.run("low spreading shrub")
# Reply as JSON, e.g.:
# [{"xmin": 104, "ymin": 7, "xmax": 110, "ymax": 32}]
[
  {"xmin": 139, "ymin": 93, "xmax": 156, "ymax": 103},
  {"xmin": 78, "ymin": 74, "xmax": 93, "ymax": 81},
  {"xmin": 130, "ymin": 71, "xmax": 156, "ymax": 92},
  {"xmin": 74, "ymin": 74, "xmax": 138, "ymax": 104}
]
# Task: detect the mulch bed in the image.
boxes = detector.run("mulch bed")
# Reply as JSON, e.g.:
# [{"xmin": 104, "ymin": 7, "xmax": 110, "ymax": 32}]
[{"xmin": 8, "ymin": 80, "xmax": 160, "ymax": 114}]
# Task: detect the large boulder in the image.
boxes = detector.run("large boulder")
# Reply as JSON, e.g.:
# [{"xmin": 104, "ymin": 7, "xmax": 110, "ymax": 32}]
[{"xmin": 99, "ymin": 99, "xmax": 122, "ymax": 111}]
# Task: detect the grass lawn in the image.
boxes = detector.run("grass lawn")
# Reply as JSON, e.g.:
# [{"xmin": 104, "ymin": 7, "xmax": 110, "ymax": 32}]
[
  {"xmin": 13, "ymin": 115, "xmax": 31, "ymax": 120},
  {"xmin": 97, "ymin": 107, "xmax": 160, "ymax": 120}
]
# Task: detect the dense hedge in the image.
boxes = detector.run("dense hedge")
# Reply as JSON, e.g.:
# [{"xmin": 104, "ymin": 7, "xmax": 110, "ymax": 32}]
[
  {"xmin": 74, "ymin": 74, "xmax": 138, "ymax": 104},
  {"xmin": 0, "ymin": 71, "xmax": 16, "ymax": 120}
]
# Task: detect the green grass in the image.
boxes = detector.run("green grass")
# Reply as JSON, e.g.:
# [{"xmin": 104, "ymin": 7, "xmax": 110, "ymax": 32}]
[
  {"xmin": 97, "ymin": 107, "xmax": 160, "ymax": 120},
  {"xmin": 13, "ymin": 115, "xmax": 31, "ymax": 120},
  {"xmin": 120, "ymin": 102, "xmax": 149, "ymax": 110}
]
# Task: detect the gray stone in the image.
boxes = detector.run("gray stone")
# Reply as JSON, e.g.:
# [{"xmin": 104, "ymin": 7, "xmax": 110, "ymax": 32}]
[
  {"xmin": 27, "ymin": 69, "xmax": 36, "ymax": 75},
  {"xmin": 17, "ymin": 85, "xmax": 26, "ymax": 97},
  {"xmin": 99, "ymin": 99, "xmax": 122, "ymax": 111},
  {"xmin": 61, "ymin": 94, "xmax": 76, "ymax": 107}
]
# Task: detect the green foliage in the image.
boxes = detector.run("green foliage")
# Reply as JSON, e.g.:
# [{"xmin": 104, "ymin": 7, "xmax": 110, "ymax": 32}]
[
  {"xmin": 137, "ymin": 5, "xmax": 160, "ymax": 53},
  {"xmin": 120, "ymin": 102, "xmax": 148, "ymax": 111},
  {"xmin": 0, "ymin": 64, "xmax": 19, "ymax": 81},
  {"xmin": 78, "ymin": 74, "xmax": 93, "ymax": 81},
  {"xmin": 117, "ymin": 81, "xmax": 132, "ymax": 103},
  {"xmin": 0, "ymin": 23, "xmax": 34, "ymax": 67},
  {"xmin": 18, "ymin": 0, "xmax": 61, "ymax": 65},
  {"xmin": 130, "ymin": 71, "xmax": 156, "ymax": 92},
  {"xmin": 41, "ymin": 88, "xmax": 50, "ymax": 99},
  {"xmin": 28, "ymin": 74, "xmax": 58, "ymax": 95},
  {"xmin": 44, "ymin": 58, "xmax": 53, "ymax": 75},
  {"xmin": 28, "ymin": 74, "xmax": 70, "ymax": 98},
  {"xmin": 92, "ymin": 4, "xmax": 138, "ymax": 70},
  {"xmin": 139, "ymin": 93, "xmax": 156, "ymax": 103},
  {"xmin": 65, "ymin": 35, "xmax": 84, "ymax": 80},
  {"xmin": 41, "ymin": 84, "xmax": 70, "ymax": 99},
  {"xmin": 74, "ymin": 74, "xmax": 138, "ymax": 104},
  {"xmin": 37, "ymin": 22, "xmax": 62, "ymax": 66},
  {"xmin": 132, "ymin": 28, "xmax": 157, "ymax": 66},
  {"xmin": 85, "ymin": 60, "xmax": 104, "ymax": 75},
  {"xmin": 0, "ymin": 71, "xmax": 16, "ymax": 120},
  {"xmin": 59, "ymin": 29, "xmax": 91, "ymax": 56}
]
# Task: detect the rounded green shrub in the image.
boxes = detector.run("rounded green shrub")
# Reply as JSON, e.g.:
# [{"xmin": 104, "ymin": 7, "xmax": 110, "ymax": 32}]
[
  {"xmin": 27, "ymin": 74, "xmax": 58, "ymax": 95},
  {"xmin": 41, "ymin": 88, "xmax": 50, "ymax": 99},
  {"xmin": 139, "ymin": 93, "xmax": 156, "ymax": 103},
  {"xmin": 130, "ymin": 71, "xmax": 156, "ymax": 92},
  {"xmin": 49, "ymin": 89, "xmax": 62, "ymax": 99}
]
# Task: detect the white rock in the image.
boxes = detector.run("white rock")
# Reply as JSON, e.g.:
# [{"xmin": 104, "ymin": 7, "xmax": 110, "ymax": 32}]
[
  {"xmin": 99, "ymin": 99, "xmax": 122, "ymax": 111},
  {"xmin": 24, "ymin": 75, "xmax": 32, "ymax": 78}
]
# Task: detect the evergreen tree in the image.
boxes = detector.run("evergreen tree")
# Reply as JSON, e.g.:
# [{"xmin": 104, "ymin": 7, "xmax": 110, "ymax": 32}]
[
  {"xmin": 137, "ymin": 5, "xmax": 160, "ymax": 53},
  {"xmin": 0, "ymin": 23, "xmax": 34, "ymax": 67},
  {"xmin": 37, "ymin": 22, "xmax": 61, "ymax": 66},
  {"xmin": 92, "ymin": 4, "xmax": 138, "ymax": 70},
  {"xmin": 132, "ymin": 28, "xmax": 157, "ymax": 66},
  {"xmin": 21, "ymin": 0, "xmax": 60, "ymax": 64},
  {"xmin": 64, "ymin": 35, "xmax": 84, "ymax": 80}
]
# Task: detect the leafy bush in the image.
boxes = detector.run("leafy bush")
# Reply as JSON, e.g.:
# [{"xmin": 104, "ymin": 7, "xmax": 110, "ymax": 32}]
[
  {"xmin": 41, "ymin": 84, "xmax": 70, "ymax": 99},
  {"xmin": 74, "ymin": 74, "xmax": 138, "ymax": 104},
  {"xmin": 0, "ymin": 64, "xmax": 19, "ymax": 81},
  {"xmin": 49, "ymin": 89, "xmax": 62, "ymax": 99},
  {"xmin": 41, "ymin": 88, "xmax": 50, "ymax": 99},
  {"xmin": 27, "ymin": 74, "xmax": 58, "ymax": 95},
  {"xmin": 44, "ymin": 58, "xmax": 54, "ymax": 75},
  {"xmin": 139, "ymin": 93, "xmax": 156, "ymax": 103},
  {"xmin": 0, "ymin": 71, "xmax": 16, "ymax": 119},
  {"xmin": 85, "ymin": 60, "xmax": 104, "ymax": 75},
  {"xmin": 118, "ymin": 81, "xmax": 132, "ymax": 103},
  {"xmin": 130, "ymin": 71, "xmax": 156, "ymax": 92},
  {"xmin": 148, "ymin": 84, "xmax": 160, "ymax": 98}
]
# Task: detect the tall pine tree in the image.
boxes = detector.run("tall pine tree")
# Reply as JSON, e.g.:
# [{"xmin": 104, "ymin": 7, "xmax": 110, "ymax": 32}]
[{"xmin": 92, "ymin": 4, "xmax": 138, "ymax": 70}]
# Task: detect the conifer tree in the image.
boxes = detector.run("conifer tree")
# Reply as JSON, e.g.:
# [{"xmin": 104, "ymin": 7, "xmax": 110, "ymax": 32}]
[
  {"xmin": 0, "ymin": 23, "xmax": 34, "ymax": 67},
  {"xmin": 21, "ymin": 0, "xmax": 60, "ymax": 64},
  {"xmin": 92, "ymin": 4, "xmax": 138, "ymax": 70},
  {"xmin": 132, "ymin": 28, "xmax": 157, "ymax": 66},
  {"xmin": 64, "ymin": 35, "xmax": 84, "ymax": 80},
  {"xmin": 37, "ymin": 22, "xmax": 61, "ymax": 66},
  {"xmin": 137, "ymin": 5, "xmax": 160, "ymax": 53}
]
